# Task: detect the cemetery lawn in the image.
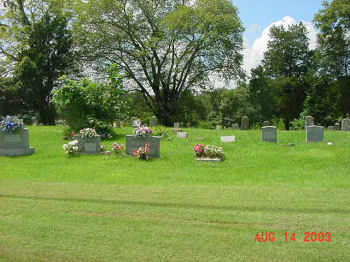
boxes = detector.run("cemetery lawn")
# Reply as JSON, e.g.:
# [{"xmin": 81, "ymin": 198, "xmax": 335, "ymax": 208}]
[{"xmin": 1, "ymin": 126, "xmax": 350, "ymax": 262}]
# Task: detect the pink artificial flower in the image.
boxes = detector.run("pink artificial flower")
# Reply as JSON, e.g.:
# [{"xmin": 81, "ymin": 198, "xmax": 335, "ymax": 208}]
[{"xmin": 105, "ymin": 150, "xmax": 111, "ymax": 155}]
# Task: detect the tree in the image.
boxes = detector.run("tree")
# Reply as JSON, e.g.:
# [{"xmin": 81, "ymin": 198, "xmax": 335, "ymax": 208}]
[
  {"xmin": 0, "ymin": 0, "xmax": 75, "ymax": 124},
  {"xmin": 314, "ymin": 0, "xmax": 350, "ymax": 78},
  {"xmin": 255, "ymin": 23, "xmax": 314, "ymax": 129},
  {"xmin": 75, "ymin": 0, "xmax": 244, "ymax": 126}
]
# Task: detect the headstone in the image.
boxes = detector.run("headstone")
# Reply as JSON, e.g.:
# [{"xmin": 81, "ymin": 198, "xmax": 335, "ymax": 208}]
[
  {"xmin": 241, "ymin": 116, "xmax": 249, "ymax": 130},
  {"xmin": 262, "ymin": 126, "xmax": 277, "ymax": 143},
  {"xmin": 328, "ymin": 126, "xmax": 335, "ymax": 131},
  {"xmin": 334, "ymin": 123, "xmax": 340, "ymax": 131},
  {"xmin": 131, "ymin": 117, "xmax": 141, "ymax": 128},
  {"xmin": 73, "ymin": 135, "xmax": 101, "ymax": 154},
  {"xmin": 126, "ymin": 135, "xmax": 160, "ymax": 158},
  {"xmin": 306, "ymin": 125, "xmax": 324, "ymax": 142},
  {"xmin": 0, "ymin": 128, "xmax": 35, "ymax": 156},
  {"xmin": 305, "ymin": 116, "xmax": 314, "ymax": 129},
  {"xmin": 114, "ymin": 120, "xmax": 121, "ymax": 129},
  {"xmin": 220, "ymin": 136, "xmax": 235, "ymax": 143},
  {"xmin": 341, "ymin": 118, "xmax": 350, "ymax": 131},
  {"xmin": 262, "ymin": 121, "xmax": 270, "ymax": 127},
  {"xmin": 216, "ymin": 125, "xmax": 222, "ymax": 130},
  {"xmin": 176, "ymin": 132, "xmax": 188, "ymax": 138},
  {"xmin": 150, "ymin": 116, "xmax": 157, "ymax": 127},
  {"xmin": 231, "ymin": 123, "xmax": 239, "ymax": 130},
  {"xmin": 172, "ymin": 123, "xmax": 181, "ymax": 134}
]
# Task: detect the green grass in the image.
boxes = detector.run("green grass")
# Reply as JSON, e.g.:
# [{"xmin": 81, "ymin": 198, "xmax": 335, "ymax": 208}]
[{"xmin": 1, "ymin": 126, "xmax": 349, "ymax": 261}]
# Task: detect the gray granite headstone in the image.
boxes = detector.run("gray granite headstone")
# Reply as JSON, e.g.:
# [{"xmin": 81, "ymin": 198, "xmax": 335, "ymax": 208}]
[
  {"xmin": 231, "ymin": 123, "xmax": 239, "ymax": 130},
  {"xmin": 334, "ymin": 123, "xmax": 340, "ymax": 131},
  {"xmin": 241, "ymin": 116, "xmax": 249, "ymax": 130},
  {"xmin": 150, "ymin": 116, "xmax": 157, "ymax": 127},
  {"xmin": 305, "ymin": 116, "xmax": 314, "ymax": 129},
  {"xmin": 114, "ymin": 120, "xmax": 121, "ymax": 128},
  {"xmin": 73, "ymin": 135, "xmax": 101, "ymax": 154},
  {"xmin": 306, "ymin": 125, "xmax": 324, "ymax": 142},
  {"xmin": 328, "ymin": 126, "xmax": 335, "ymax": 131},
  {"xmin": 341, "ymin": 118, "xmax": 350, "ymax": 131},
  {"xmin": 126, "ymin": 135, "xmax": 160, "ymax": 158},
  {"xmin": 216, "ymin": 125, "xmax": 222, "ymax": 130},
  {"xmin": 262, "ymin": 121, "xmax": 270, "ymax": 127},
  {"xmin": 262, "ymin": 126, "xmax": 277, "ymax": 143},
  {"xmin": 0, "ymin": 128, "xmax": 35, "ymax": 156},
  {"xmin": 174, "ymin": 123, "xmax": 180, "ymax": 129},
  {"xmin": 176, "ymin": 132, "xmax": 188, "ymax": 138}
]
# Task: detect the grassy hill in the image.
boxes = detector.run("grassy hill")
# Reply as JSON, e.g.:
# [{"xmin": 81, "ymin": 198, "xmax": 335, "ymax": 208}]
[{"xmin": 1, "ymin": 126, "xmax": 349, "ymax": 261}]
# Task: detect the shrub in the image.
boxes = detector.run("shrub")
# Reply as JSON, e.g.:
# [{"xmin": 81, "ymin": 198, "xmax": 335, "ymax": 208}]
[
  {"xmin": 52, "ymin": 66, "xmax": 128, "ymax": 137},
  {"xmin": 152, "ymin": 126, "xmax": 172, "ymax": 140}
]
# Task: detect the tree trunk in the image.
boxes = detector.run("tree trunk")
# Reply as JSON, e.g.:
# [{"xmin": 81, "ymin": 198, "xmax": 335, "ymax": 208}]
[
  {"xmin": 38, "ymin": 102, "xmax": 56, "ymax": 125},
  {"xmin": 284, "ymin": 118, "xmax": 290, "ymax": 130}
]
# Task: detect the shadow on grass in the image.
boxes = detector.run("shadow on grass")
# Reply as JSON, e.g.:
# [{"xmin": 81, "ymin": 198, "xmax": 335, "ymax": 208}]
[{"xmin": 1, "ymin": 194, "xmax": 349, "ymax": 215}]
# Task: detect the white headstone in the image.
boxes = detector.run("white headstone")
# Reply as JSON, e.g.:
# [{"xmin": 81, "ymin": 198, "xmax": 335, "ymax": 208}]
[
  {"xmin": 220, "ymin": 136, "xmax": 235, "ymax": 143},
  {"xmin": 341, "ymin": 118, "xmax": 350, "ymax": 131},
  {"xmin": 305, "ymin": 116, "xmax": 314, "ymax": 129},
  {"xmin": 176, "ymin": 132, "xmax": 188, "ymax": 138}
]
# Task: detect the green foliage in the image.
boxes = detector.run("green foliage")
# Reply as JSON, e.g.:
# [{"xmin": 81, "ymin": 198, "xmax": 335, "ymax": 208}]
[
  {"xmin": 314, "ymin": 0, "xmax": 350, "ymax": 78},
  {"xmin": 74, "ymin": 0, "xmax": 244, "ymax": 125},
  {"xmin": 52, "ymin": 68, "xmax": 129, "ymax": 137},
  {"xmin": 0, "ymin": 0, "xmax": 76, "ymax": 124},
  {"xmin": 152, "ymin": 126, "xmax": 172, "ymax": 140}
]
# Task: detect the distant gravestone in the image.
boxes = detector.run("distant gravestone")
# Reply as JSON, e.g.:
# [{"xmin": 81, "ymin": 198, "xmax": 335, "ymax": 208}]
[
  {"xmin": 262, "ymin": 121, "xmax": 270, "ymax": 127},
  {"xmin": 220, "ymin": 136, "xmax": 235, "ymax": 143},
  {"xmin": 262, "ymin": 126, "xmax": 277, "ymax": 143},
  {"xmin": 131, "ymin": 117, "xmax": 141, "ymax": 128},
  {"xmin": 241, "ymin": 116, "xmax": 249, "ymax": 130},
  {"xmin": 305, "ymin": 116, "xmax": 314, "ymax": 129},
  {"xmin": 341, "ymin": 118, "xmax": 350, "ymax": 131},
  {"xmin": 172, "ymin": 123, "xmax": 181, "ymax": 134},
  {"xmin": 306, "ymin": 125, "xmax": 324, "ymax": 142},
  {"xmin": 334, "ymin": 123, "xmax": 340, "ymax": 131},
  {"xmin": 328, "ymin": 126, "xmax": 335, "ymax": 131},
  {"xmin": 216, "ymin": 125, "xmax": 222, "ymax": 130},
  {"xmin": 176, "ymin": 132, "xmax": 188, "ymax": 138},
  {"xmin": 114, "ymin": 120, "xmax": 121, "ymax": 129},
  {"xmin": 150, "ymin": 116, "xmax": 157, "ymax": 127},
  {"xmin": 231, "ymin": 123, "xmax": 239, "ymax": 130}
]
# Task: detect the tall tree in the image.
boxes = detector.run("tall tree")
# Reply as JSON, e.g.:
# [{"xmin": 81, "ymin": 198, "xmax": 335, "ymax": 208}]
[
  {"xmin": 75, "ymin": 0, "xmax": 244, "ymax": 125},
  {"xmin": 314, "ymin": 0, "xmax": 350, "ymax": 78},
  {"xmin": 256, "ymin": 23, "xmax": 314, "ymax": 129},
  {"xmin": 0, "ymin": 0, "xmax": 75, "ymax": 124}
]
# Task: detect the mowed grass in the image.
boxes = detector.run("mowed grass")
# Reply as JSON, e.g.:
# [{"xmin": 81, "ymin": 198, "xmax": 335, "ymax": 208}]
[{"xmin": 0, "ymin": 126, "xmax": 349, "ymax": 261}]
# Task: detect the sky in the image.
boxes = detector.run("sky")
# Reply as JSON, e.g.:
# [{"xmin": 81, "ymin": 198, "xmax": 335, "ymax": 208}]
[{"xmin": 232, "ymin": 0, "xmax": 325, "ymax": 75}]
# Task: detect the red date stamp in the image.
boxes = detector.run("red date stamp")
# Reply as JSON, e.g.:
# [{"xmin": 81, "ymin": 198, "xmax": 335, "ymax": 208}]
[{"xmin": 254, "ymin": 232, "xmax": 332, "ymax": 242}]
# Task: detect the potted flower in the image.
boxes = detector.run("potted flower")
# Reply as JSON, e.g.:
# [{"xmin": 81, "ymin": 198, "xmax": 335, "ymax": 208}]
[
  {"xmin": 131, "ymin": 143, "xmax": 150, "ymax": 160},
  {"xmin": 0, "ymin": 116, "xmax": 35, "ymax": 156},
  {"xmin": 73, "ymin": 128, "xmax": 102, "ymax": 154},
  {"xmin": 62, "ymin": 140, "xmax": 79, "ymax": 156},
  {"xmin": 193, "ymin": 144, "xmax": 224, "ymax": 162},
  {"xmin": 126, "ymin": 125, "xmax": 160, "ymax": 158}
]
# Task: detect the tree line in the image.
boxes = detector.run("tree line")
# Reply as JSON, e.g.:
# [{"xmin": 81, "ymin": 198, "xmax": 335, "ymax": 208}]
[{"xmin": 0, "ymin": 0, "xmax": 349, "ymax": 129}]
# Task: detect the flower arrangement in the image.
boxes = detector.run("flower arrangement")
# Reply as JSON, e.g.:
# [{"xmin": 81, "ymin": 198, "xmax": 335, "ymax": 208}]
[
  {"xmin": 111, "ymin": 142, "xmax": 124, "ymax": 154},
  {"xmin": 62, "ymin": 140, "xmax": 79, "ymax": 155},
  {"xmin": 131, "ymin": 143, "xmax": 149, "ymax": 160},
  {"xmin": 78, "ymin": 128, "xmax": 98, "ymax": 138},
  {"xmin": 134, "ymin": 125, "xmax": 152, "ymax": 137},
  {"xmin": 0, "ymin": 116, "xmax": 24, "ymax": 133},
  {"xmin": 193, "ymin": 144, "xmax": 224, "ymax": 159}
]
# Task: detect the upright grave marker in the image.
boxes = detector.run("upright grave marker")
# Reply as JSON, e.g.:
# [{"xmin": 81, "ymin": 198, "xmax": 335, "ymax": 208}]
[
  {"xmin": 341, "ymin": 118, "xmax": 350, "ymax": 131},
  {"xmin": 262, "ymin": 126, "xmax": 277, "ymax": 143},
  {"xmin": 150, "ymin": 116, "xmax": 157, "ymax": 127},
  {"xmin": 305, "ymin": 116, "xmax": 314, "ymax": 129},
  {"xmin": 231, "ymin": 123, "xmax": 239, "ymax": 130},
  {"xmin": 172, "ymin": 123, "xmax": 182, "ymax": 134},
  {"xmin": 306, "ymin": 125, "xmax": 324, "ymax": 142},
  {"xmin": 241, "ymin": 116, "xmax": 249, "ymax": 130}
]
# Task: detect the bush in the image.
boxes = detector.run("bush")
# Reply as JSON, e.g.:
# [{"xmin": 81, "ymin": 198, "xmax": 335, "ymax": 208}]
[
  {"xmin": 152, "ymin": 126, "xmax": 172, "ymax": 140},
  {"xmin": 52, "ymin": 67, "xmax": 128, "ymax": 138}
]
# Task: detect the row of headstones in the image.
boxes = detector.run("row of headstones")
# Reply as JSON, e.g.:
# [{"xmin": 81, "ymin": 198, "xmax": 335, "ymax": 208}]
[{"xmin": 262, "ymin": 125, "xmax": 325, "ymax": 143}]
